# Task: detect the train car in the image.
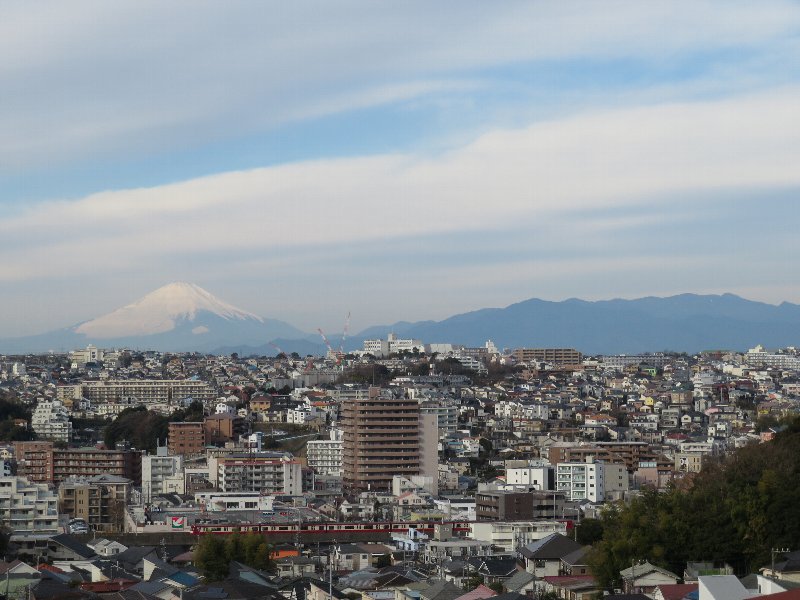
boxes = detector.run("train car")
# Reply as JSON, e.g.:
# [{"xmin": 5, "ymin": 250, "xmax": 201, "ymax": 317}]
[{"xmin": 190, "ymin": 520, "xmax": 473, "ymax": 536}]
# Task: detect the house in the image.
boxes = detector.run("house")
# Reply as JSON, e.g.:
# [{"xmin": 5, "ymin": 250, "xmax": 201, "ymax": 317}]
[
  {"xmin": 502, "ymin": 571, "xmax": 536, "ymax": 595},
  {"xmin": 619, "ymin": 562, "xmax": 680, "ymax": 595},
  {"xmin": 472, "ymin": 558, "xmax": 518, "ymax": 585},
  {"xmin": 540, "ymin": 575, "xmax": 599, "ymax": 599},
  {"xmin": 452, "ymin": 584, "xmax": 497, "ymax": 600},
  {"xmin": 518, "ymin": 533, "xmax": 583, "ymax": 576},
  {"xmin": 335, "ymin": 544, "xmax": 370, "ymax": 572}
]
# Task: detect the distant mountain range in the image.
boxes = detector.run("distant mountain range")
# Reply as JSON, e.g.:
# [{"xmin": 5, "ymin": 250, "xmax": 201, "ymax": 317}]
[{"xmin": 1, "ymin": 283, "xmax": 798, "ymax": 355}]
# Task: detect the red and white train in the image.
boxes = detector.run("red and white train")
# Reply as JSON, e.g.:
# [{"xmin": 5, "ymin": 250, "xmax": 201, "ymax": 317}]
[{"xmin": 190, "ymin": 520, "xmax": 473, "ymax": 536}]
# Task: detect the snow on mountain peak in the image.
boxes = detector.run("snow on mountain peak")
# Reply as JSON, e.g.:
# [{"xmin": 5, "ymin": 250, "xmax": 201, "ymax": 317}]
[{"xmin": 74, "ymin": 282, "xmax": 263, "ymax": 338}]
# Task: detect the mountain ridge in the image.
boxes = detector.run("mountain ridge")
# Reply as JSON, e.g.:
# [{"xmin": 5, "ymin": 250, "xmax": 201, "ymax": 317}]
[{"xmin": 1, "ymin": 288, "xmax": 798, "ymax": 355}]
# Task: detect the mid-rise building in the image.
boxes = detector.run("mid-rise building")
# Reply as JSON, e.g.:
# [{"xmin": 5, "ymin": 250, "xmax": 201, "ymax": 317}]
[
  {"xmin": 475, "ymin": 490, "xmax": 564, "ymax": 521},
  {"xmin": 79, "ymin": 379, "xmax": 216, "ymax": 405},
  {"xmin": 31, "ymin": 399, "xmax": 72, "ymax": 442},
  {"xmin": 419, "ymin": 401, "xmax": 459, "ymax": 434},
  {"xmin": 556, "ymin": 460, "xmax": 629, "ymax": 503},
  {"xmin": 215, "ymin": 453, "xmax": 302, "ymax": 495},
  {"xmin": 58, "ymin": 475, "xmax": 132, "ymax": 532},
  {"xmin": 362, "ymin": 333, "xmax": 425, "ymax": 357},
  {"xmin": 14, "ymin": 442, "xmax": 142, "ymax": 485},
  {"xmin": 306, "ymin": 429, "xmax": 343, "ymax": 476},
  {"xmin": 513, "ymin": 348, "xmax": 583, "ymax": 365},
  {"xmin": 168, "ymin": 422, "xmax": 206, "ymax": 456},
  {"xmin": 142, "ymin": 445, "xmax": 184, "ymax": 501},
  {"xmin": 342, "ymin": 387, "xmax": 422, "ymax": 492},
  {"xmin": 204, "ymin": 414, "xmax": 247, "ymax": 445},
  {"xmin": 0, "ymin": 476, "xmax": 59, "ymax": 533}
]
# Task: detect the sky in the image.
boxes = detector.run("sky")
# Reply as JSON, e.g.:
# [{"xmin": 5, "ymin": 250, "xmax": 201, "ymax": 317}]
[{"xmin": 2, "ymin": 1, "xmax": 800, "ymax": 337}]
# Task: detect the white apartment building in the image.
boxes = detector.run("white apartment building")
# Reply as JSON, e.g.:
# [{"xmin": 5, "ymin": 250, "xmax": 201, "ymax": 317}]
[
  {"xmin": 0, "ymin": 476, "xmax": 59, "ymax": 533},
  {"xmin": 556, "ymin": 460, "xmax": 628, "ymax": 503},
  {"xmin": 142, "ymin": 446, "xmax": 184, "ymax": 501},
  {"xmin": 31, "ymin": 399, "xmax": 72, "ymax": 442},
  {"xmin": 216, "ymin": 453, "xmax": 302, "ymax": 495},
  {"xmin": 470, "ymin": 520, "xmax": 567, "ymax": 553},
  {"xmin": 306, "ymin": 430, "xmax": 343, "ymax": 476},
  {"xmin": 80, "ymin": 380, "xmax": 216, "ymax": 404},
  {"xmin": 745, "ymin": 346, "xmax": 800, "ymax": 370}
]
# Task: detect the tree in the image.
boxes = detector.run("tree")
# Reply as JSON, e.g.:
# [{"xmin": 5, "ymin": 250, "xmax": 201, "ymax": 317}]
[{"xmin": 195, "ymin": 533, "xmax": 273, "ymax": 581}]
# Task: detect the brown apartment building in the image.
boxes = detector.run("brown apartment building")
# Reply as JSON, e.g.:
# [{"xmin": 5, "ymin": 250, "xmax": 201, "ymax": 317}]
[
  {"xmin": 14, "ymin": 442, "xmax": 142, "ymax": 485},
  {"xmin": 168, "ymin": 422, "xmax": 205, "ymax": 456},
  {"xmin": 342, "ymin": 387, "xmax": 421, "ymax": 492}
]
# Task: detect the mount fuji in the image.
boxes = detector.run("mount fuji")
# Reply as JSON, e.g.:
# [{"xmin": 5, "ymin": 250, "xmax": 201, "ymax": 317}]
[{"xmin": 0, "ymin": 283, "xmax": 307, "ymax": 353}]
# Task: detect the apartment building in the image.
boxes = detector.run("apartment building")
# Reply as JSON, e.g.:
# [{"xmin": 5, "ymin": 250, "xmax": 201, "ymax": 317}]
[
  {"xmin": 142, "ymin": 446, "xmax": 184, "ymax": 501},
  {"xmin": 513, "ymin": 348, "xmax": 583, "ymax": 365},
  {"xmin": 556, "ymin": 460, "xmax": 629, "ymax": 503},
  {"xmin": 475, "ymin": 490, "xmax": 564, "ymax": 521},
  {"xmin": 204, "ymin": 414, "xmax": 248, "ymax": 445},
  {"xmin": 58, "ymin": 474, "xmax": 132, "ymax": 532},
  {"xmin": 215, "ymin": 453, "xmax": 302, "ymax": 495},
  {"xmin": 31, "ymin": 399, "xmax": 72, "ymax": 442},
  {"xmin": 341, "ymin": 387, "xmax": 422, "ymax": 492},
  {"xmin": 306, "ymin": 429, "xmax": 343, "ymax": 476},
  {"xmin": 0, "ymin": 476, "xmax": 59, "ymax": 533},
  {"xmin": 14, "ymin": 442, "xmax": 142, "ymax": 485},
  {"xmin": 79, "ymin": 379, "xmax": 216, "ymax": 404},
  {"xmin": 168, "ymin": 422, "xmax": 206, "ymax": 456}
]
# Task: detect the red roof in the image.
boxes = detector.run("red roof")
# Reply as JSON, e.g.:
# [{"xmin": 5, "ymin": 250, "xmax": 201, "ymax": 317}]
[{"xmin": 656, "ymin": 583, "xmax": 698, "ymax": 600}]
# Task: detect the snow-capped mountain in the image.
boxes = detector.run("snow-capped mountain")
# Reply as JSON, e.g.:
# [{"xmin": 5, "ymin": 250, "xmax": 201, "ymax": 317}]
[
  {"xmin": 75, "ymin": 282, "xmax": 264, "ymax": 338},
  {"xmin": 0, "ymin": 283, "xmax": 307, "ymax": 353}
]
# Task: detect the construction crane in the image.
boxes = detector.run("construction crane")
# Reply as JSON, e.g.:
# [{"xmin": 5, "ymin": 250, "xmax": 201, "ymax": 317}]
[
  {"xmin": 317, "ymin": 328, "xmax": 337, "ymax": 362},
  {"xmin": 268, "ymin": 342, "xmax": 286, "ymax": 358}
]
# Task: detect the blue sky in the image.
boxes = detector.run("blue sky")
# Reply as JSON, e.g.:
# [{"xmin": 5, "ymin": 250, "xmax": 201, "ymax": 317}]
[{"xmin": 1, "ymin": 1, "xmax": 800, "ymax": 336}]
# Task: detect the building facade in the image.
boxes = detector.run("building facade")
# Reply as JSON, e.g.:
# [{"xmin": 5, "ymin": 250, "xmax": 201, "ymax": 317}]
[
  {"xmin": 168, "ymin": 422, "xmax": 206, "ymax": 456},
  {"xmin": 0, "ymin": 476, "xmax": 59, "ymax": 533},
  {"xmin": 342, "ymin": 387, "xmax": 421, "ymax": 492}
]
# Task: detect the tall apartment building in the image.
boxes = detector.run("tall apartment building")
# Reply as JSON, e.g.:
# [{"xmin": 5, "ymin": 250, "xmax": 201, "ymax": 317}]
[
  {"xmin": 215, "ymin": 453, "xmax": 302, "ymax": 495},
  {"xmin": 341, "ymin": 387, "xmax": 422, "ymax": 492},
  {"xmin": 58, "ymin": 474, "xmax": 132, "ymax": 532},
  {"xmin": 513, "ymin": 348, "xmax": 583, "ymax": 365},
  {"xmin": 168, "ymin": 422, "xmax": 206, "ymax": 456},
  {"xmin": 0, "ymin": 476, "xmax": 59, "ymax": 533},
  {"xmin": 142, "ymin": 445, "xmax": 184, "ymax": 501},
  {"xmin": 419, "ymin": 401, "xmax": 459, "ymax": 434},
  {"xmin": 78, "ymin": 379, "xmax": 216, "ymax": 404},
  {"xmin": 306, "ymin": 429, "xmax": 343, "ymax": 476},
  {"xmin": 31, "ymin": 399, "xmax": 72, "ymax": 442},
  {"xmin": 14, "ymin": 442, "xmax": 142, "ymax": 485}
]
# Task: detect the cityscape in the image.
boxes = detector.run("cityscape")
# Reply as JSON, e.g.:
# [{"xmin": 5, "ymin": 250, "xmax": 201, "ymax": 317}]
[{"xmin": 2, "ymin": 3, "xmax": 800, "ymax": 600}]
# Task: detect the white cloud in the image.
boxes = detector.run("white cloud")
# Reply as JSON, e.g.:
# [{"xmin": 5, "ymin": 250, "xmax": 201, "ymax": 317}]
[
  {"xmin": 1, "ymin": 87, "xmax": 798, "ymax": 289},
  {"xmin": 1, "ymin": 1, "xmax": 799, "ymax": 170}
]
